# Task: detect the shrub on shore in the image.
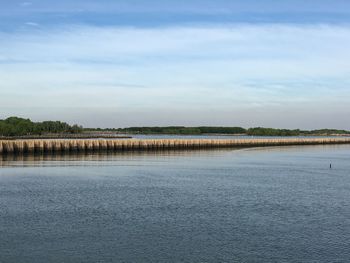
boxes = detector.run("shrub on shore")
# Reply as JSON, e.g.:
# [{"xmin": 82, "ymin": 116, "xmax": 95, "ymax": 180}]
[{"xmin": 0, "ymin": 117, "xmax": 83, "ymax": 137}]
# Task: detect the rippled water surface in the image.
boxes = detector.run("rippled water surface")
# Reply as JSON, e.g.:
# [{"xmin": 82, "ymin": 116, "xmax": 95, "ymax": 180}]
[{"xmin": 1, "ymin": 145, "xmax": 350, "ymax": 262}]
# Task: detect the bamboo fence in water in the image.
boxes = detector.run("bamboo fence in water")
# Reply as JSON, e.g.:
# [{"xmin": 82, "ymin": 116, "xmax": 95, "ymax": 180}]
[{"xmin": 1, "ymin": 138, "xmax": 350, "ymax": 154}]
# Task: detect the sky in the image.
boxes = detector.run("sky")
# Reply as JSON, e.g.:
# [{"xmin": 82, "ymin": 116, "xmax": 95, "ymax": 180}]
[{"xmin": 1, "ymin": 0, "xmax": 350, "ymax": 129}]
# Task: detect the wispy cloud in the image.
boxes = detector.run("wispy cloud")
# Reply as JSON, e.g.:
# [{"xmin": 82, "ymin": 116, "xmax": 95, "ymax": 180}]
[
  {"xmin": 1, "ymin": 24, "xmax": 349, "ymax": 78},
  {"xmin": 1, "ymin": 0, "xmax": 350, "ymax": 32},
  {"xmin": 20, "ymin": 2, "xmax": 32, "ymax": 7},
  {"xmin": 24, "ymin": 22, "xmax": 39, "ymax": 27},
  {"xmin": 0, "ymin": 23, "xmax": 349, "ymax": 128}
]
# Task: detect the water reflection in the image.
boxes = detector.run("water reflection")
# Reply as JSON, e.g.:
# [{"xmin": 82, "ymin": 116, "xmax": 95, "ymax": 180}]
[
  {"xmin": 128, "ymin": 134, "xmax": 346, "ymax": 139},
  {"xmin": 0, "ymin": 149, "xmax": 239, "ymax": 167},
  {"xmin": 1, "ymin": 144, "xmax": 350, "ymax": 168}
]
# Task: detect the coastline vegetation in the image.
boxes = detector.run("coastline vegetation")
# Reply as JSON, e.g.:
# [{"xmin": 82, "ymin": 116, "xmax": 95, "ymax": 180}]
[
  {"xmin": 107, "ymin": 126, "xmax": 350, "ymax": 136},
  {"xmin": 1, "ymin": 117, "xmax": 350, "ymax": 138},
  {"xmin": 0, "ymin": 117, "xmax": 83, "ymax": 137},
  {"xmin": 114, "ymin": 126, "xmax": 246, "ymax": 135}
]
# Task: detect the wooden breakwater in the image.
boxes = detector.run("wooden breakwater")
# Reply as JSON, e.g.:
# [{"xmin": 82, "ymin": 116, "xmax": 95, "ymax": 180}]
[{"xmin": 1, "ymin": 138, "xmax": 350, "ymax": 155}]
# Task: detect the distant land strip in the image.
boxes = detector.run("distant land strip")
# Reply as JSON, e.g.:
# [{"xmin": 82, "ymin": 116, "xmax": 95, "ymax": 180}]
[
  {"xmin": 1, "ymin": 138, "xmax": 350, "ymax": 155},
  {"xmin": 106, "ymin": 127, "xmax": 350, "ymax": 136},
  {"xmin": 1, "ymin": 117, "xmax": 350, "ymax": 138}
]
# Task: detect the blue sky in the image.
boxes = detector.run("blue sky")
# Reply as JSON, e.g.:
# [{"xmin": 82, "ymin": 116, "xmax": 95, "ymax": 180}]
[{"xmin": 1, "ymin": 0, "xmax": 350, "ymax": 128}]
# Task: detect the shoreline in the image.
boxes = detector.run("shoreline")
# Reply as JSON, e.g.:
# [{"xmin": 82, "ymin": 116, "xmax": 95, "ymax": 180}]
[{"xmin": 1, "ymin": 138, "xmax": 350, "ymax": 155}]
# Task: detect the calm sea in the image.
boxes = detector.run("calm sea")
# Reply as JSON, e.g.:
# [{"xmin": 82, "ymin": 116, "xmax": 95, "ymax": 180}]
[{"xmin": 1, "ymin": 145, "xmax": 350, "ymax": 262}]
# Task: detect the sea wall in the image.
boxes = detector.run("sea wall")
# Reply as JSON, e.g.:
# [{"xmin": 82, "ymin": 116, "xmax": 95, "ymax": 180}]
[{"xmin": 1, "ymin": 138, "xmax": 350, "ymax": 154}]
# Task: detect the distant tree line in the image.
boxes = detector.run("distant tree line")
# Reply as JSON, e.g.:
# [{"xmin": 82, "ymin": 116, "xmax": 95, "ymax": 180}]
[
  {"xmin": 303, "ymin": 129, "xmax": 350, "ymax": 135},
  {"xmin": 0, "ymin": 117, "xmax": 83, "ymax": 137},
  {"xmin": 2, "ymin": 117, "xmax": 349, "ymax": 137},
  {"xmin": 113, "ymin": 126, "xmax": 350, "ymax": 136},
  {"xmin": 246, "ymin": 127, "xmax": 350, "ymax": 136},
  {"xmin": 246, "ymin": 128, "xmax": 301, "ymax": 136},
  {"xmin": 115, "ymin": 126, "xmax": 246, "ymax": 135}
]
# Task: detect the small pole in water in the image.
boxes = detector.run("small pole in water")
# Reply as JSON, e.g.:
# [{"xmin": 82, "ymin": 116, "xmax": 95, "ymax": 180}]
[{"xmin": 330, "ymin": 163, "xmax": 332, "ymax": 169}]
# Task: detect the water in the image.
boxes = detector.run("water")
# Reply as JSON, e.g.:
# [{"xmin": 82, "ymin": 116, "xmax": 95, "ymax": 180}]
[
  {"xmin": 1, "ymin": 145, "xmax": 350, "ymax": 262},
  {"xmin": 124, "ymin": 134, "xmax": 347, "ymax": 139}
]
